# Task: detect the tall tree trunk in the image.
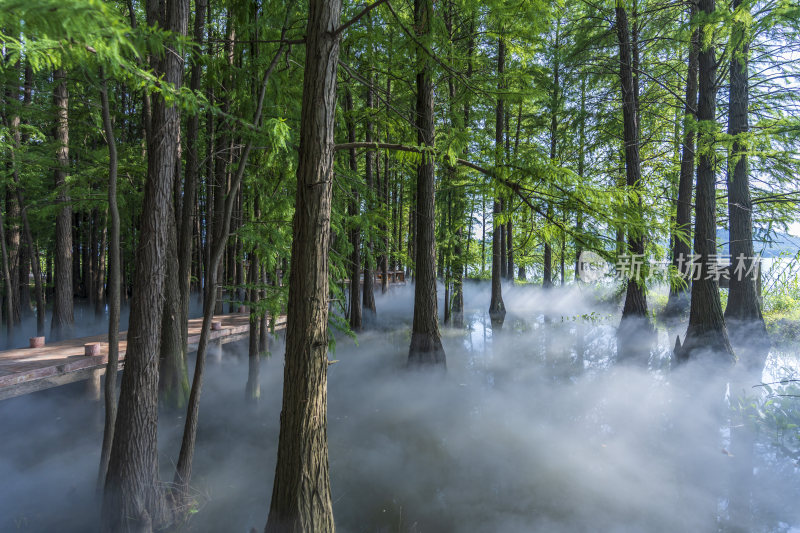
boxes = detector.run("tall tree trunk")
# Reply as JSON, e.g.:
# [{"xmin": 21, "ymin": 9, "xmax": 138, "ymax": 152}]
[
  {"xmin": 344, "ymin": 87, "xmax": 362, "ymax": 331},
  {"xmin": 450, "ymin": 16, "xmax": 474, "ymax": 328},
  {"xmin": 7, "ymin": 61, "xmax": 45, "ymax": 334},
  {"xmin": 212, "ymin": 21, "xmax": 235, "ymax": 316},
  {"xmin": 178, "ymin": 0, "xmax": 207, "ymax": 355},
  {"xmin": 51, "ymin": 68, "xmax": 73, "ymax": 339},
  {"xmin": 246, "ymin": 246, "xmax": 260, "ymax": 402},
  {"xmin": 615, "ymin": 4, "xmax": 653, "ymax": 361},
  {"xmin": 575, "ymin": 76, "xmax": 587, "ymax": 280},
  {"xmin": 18, "ymin": 241, "xmax": 30, "ymax": 316},
  {"xmin": 615, "ymin": 4, "xmax": 650, "ymax": 321},
  {"xmin": 0, "ymin": 202, "xmax": 14, "ymax": 337},
  {"xmin": 489, "ymin": 37, "xmax": 507, "ymax": 323},
  {"xmin": 6, "ymin": 192, "xmax": 21, "ymax": 325},
  {"xmin": 259, "ymin": 264, "xmax": 269, "ymax": 354},
  {"xmin": 408, "ymin": 0, "xmax": 445, "ymax": 367},
  {"xmin": 544, "ymin": 21, "xmax": 560, "ymax": 290},
  {"xmin": 265, "ymin": 1, "xmax": 340, "ymax": 529},
  {"xmin": 677, "ymin": 0, "xmax": 734, "ymax": 363},
  {"xmin": 506, "ymin": 209, "xmax": 514, "ymax": 280},
  {"xmin": 159, "ymin": 219, "xmax": 189, "ymax": 408},
  {"xmin": 14, "ymin": 192, "xmax": 45, "ymax": 335},
  {"xmin": 362, "ymin": 78, "xmax": 377, "ymax": 317},
  {"xmin": 380, "ymin": 70, "xmax": 391, "ymax": 295},
  {"xmin": 101, "ymin": 1, "xmax": 188, "ymax": 529},
  {"xmin": 95, "ymin": 211, "xmax": 107, "ymax": 316},
  {"xmin": 666, "ymin": 7, "xmax": 698, "ymax": 316},
  {"xmin": 97, "ymin": 74, "xmax": 121, "ymax": 493},
  {"xmin": 499, "ymin": 199, "xmax": 507, "ymax": 280},
  {"xmin": 724, "ymin": 0, "xmax": 768, "ymax": 364}
]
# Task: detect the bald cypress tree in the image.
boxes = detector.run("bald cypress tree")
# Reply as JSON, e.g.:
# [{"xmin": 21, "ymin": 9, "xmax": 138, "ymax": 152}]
[
  {"xmin": 408, "ymin": 0, "xmax": 445, "ymax": 367},
  {"xmin": 676, "ymin": 0, "xmax": 734, "ymax": 363},
  {"xmin": 265, "ymin": 0, "xmax": 340, "ymax": 529}
]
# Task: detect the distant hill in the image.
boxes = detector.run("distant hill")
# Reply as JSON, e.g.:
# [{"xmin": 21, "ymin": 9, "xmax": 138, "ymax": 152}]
[{"xmin": 717, "ymin": 228, "xmax": 800, "ymax": 258}]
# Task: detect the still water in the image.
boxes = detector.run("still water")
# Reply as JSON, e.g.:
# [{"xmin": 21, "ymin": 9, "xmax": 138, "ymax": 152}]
[{"xmin": 1, "ymin": 282, "xmax": 798, "ymax": 532}]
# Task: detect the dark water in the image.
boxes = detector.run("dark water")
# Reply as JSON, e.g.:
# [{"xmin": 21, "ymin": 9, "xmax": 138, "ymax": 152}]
[{"xmin": 1, "ymin": 283, "xmax": 799, "ymax": 532}]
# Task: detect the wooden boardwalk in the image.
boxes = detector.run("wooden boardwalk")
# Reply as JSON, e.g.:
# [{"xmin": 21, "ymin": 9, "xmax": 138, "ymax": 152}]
[{"xmin": 0, "ymin": 313, "xmax": 283, "ymax": 400}]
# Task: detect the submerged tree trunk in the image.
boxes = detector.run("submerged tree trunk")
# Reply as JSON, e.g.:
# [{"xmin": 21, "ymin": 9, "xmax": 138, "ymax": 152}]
[
  {"xmin": 265, "ymin": 0, "xmax": 340, "ymax": 529},
  {"xmin": 615, "ymin": 5, "xmax": 650, "ymax": 322},
  {"xmin": 575, "ymin": 77, "xmax": 587, "ymax": 281},
  {"xmin": 543, "ymin": 22, "xmax": 560, "ymax": 290},
  {"xmin": 488, "ymin": 37, "xmax": 506, "ymax": 325},
  {"xmin": 51, "ymin": 68, "xmax": 73, "ymax": 339},
  {"xmin": 666, "ymin": 9, "xmax": 698, "ymax": 317},
  {"xmin": 724, "ymin": 0, "xmax": 769, "ymax": 373},
  {"xmin": 677, "ymin": 0, "xmax": 734, "ymax": 363},
  {"xmin": 450, "ymin": 16, "xmax": 474, "ymax": 328},
  {"xmin": 101, "ymin": 0, "xmax": 188, "ymax": 530},
  {"xmin": 615, "ymin": 4, "xmax": 654, "ymax": 361},
  {"xmin": 408, "ymin": 0, "xmax": 445, "ymax": 368},
  {"xmin": 246, "ymin": 246, "xmax": 260, "ymax": 402}
]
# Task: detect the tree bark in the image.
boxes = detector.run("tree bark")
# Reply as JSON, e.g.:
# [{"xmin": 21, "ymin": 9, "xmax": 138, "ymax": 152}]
[
  {"xmin": 344, "ymin": 87, "xmax": 361, "ymax": 331},
  {"xmin": 362, "ymin": 78, "xmax": 377, "ymax": 317},
  {"xmin": 246, "ymin": 245, "xmax": 260, "ymax": 402},
  {"xmin": 451, "ymin": 20, "xmax": 474, "ymax": 326},
  {"xmin": 489, "ymin": 37, "xmax": 506, "ymax": 324},
  {"xmin": 677, "ymin": 0, "xmax": 734, "ymax": 363},
  {"xmin": 95, "ymin": 211, "xmax": 107, "ymax": 316},
  {"xmin": 97, "ymin": 74, "xmax": 121, "ymax": 493},
  {"xmin": 159, "ymin": 217, "xmax": 189, "ymax": 408},
  {"xmin": 724, "ymin": 0, "xmax": 769, "ymax": 368},
  {"xmin": 265, "ymin": 0, "xmax": 340, "ymax": 529},
  {"xmin": 51, "ymin": 68, "xmax": 73, "ymax": 339},
  {"xmin": 506, "ymin": 209, "xmax": 514, "ymax": 280},
  {"xmin": 575, "ymin": 76, "xmax": 587, "ymax": 281},
  {"xmin": 615, "ymin": 4, "xmax": 650, "ymax": 322},
  {"xmin": 5, "ymin": 191, "xmax": 21, "ymax": 326},
  {"xmin": 101, "ymin": 0, "xmax": 188, "ymax": 530},
  {"xmin": 544, "ymin": 21, "xmax": 560, "ymax": 290},
  {"xmin": 0, "ymin": 201, "xmax": 14, "ymax": 337},
  {"xmin": 408, "ymin": 0, "xmax": 445, "ymax": 367}
]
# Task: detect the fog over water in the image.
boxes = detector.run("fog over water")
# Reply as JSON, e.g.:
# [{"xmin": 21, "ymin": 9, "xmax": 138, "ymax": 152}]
[{"xmin": 1, "ymin": 282, "xmax": 798, "ymax": 532}]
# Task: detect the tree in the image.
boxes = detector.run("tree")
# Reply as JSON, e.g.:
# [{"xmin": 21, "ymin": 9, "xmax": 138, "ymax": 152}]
[
  {"xmin": 676, "ymin": 0, "xmax": 734, "ymax": 363},
  {"xmin": 614, "ymin": 1, "xmax": 653, "ymax": 361},
  {"xmin": 345, "ymin": 86, "xmax": 362, "ymax": 331},
  {"xmin": 51, "ymin": 67, "xmax": 73, "ymax": 339},
  {"xmin": 615, "ymin": 2, "xmax": 650, "ymax": 324},
  {"xmin": 97, "ymin": 72, "xmax": 121, "ymax": 491},
  {"xmin": 489, "ymin": 37, "xmax": 507, "ymax": 326},
  {"xmin": 723, "ymin": 0, "xmax": 769, "ymax": 356},
  {"xmin": 101, "ymin": 0, "xmax": 189, "ymax": 529},
  {"xmin": 265, "ymin": 0, "xmax": 340, "ymax": 529},
  {"xmin": 407, "ymin": 0, "xmax": 445, "ymax": 368}
]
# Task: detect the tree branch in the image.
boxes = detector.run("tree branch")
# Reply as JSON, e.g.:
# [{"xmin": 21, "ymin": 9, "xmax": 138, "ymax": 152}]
[{"xmin": 333, "ymin": 0, "xmax": 389, "ymax": 38}]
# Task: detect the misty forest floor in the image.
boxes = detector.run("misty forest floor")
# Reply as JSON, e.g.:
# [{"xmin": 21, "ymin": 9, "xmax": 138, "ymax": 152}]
[{"xmin": 1, "ymin": 282, "xmax": 799, "ymax": 533}]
